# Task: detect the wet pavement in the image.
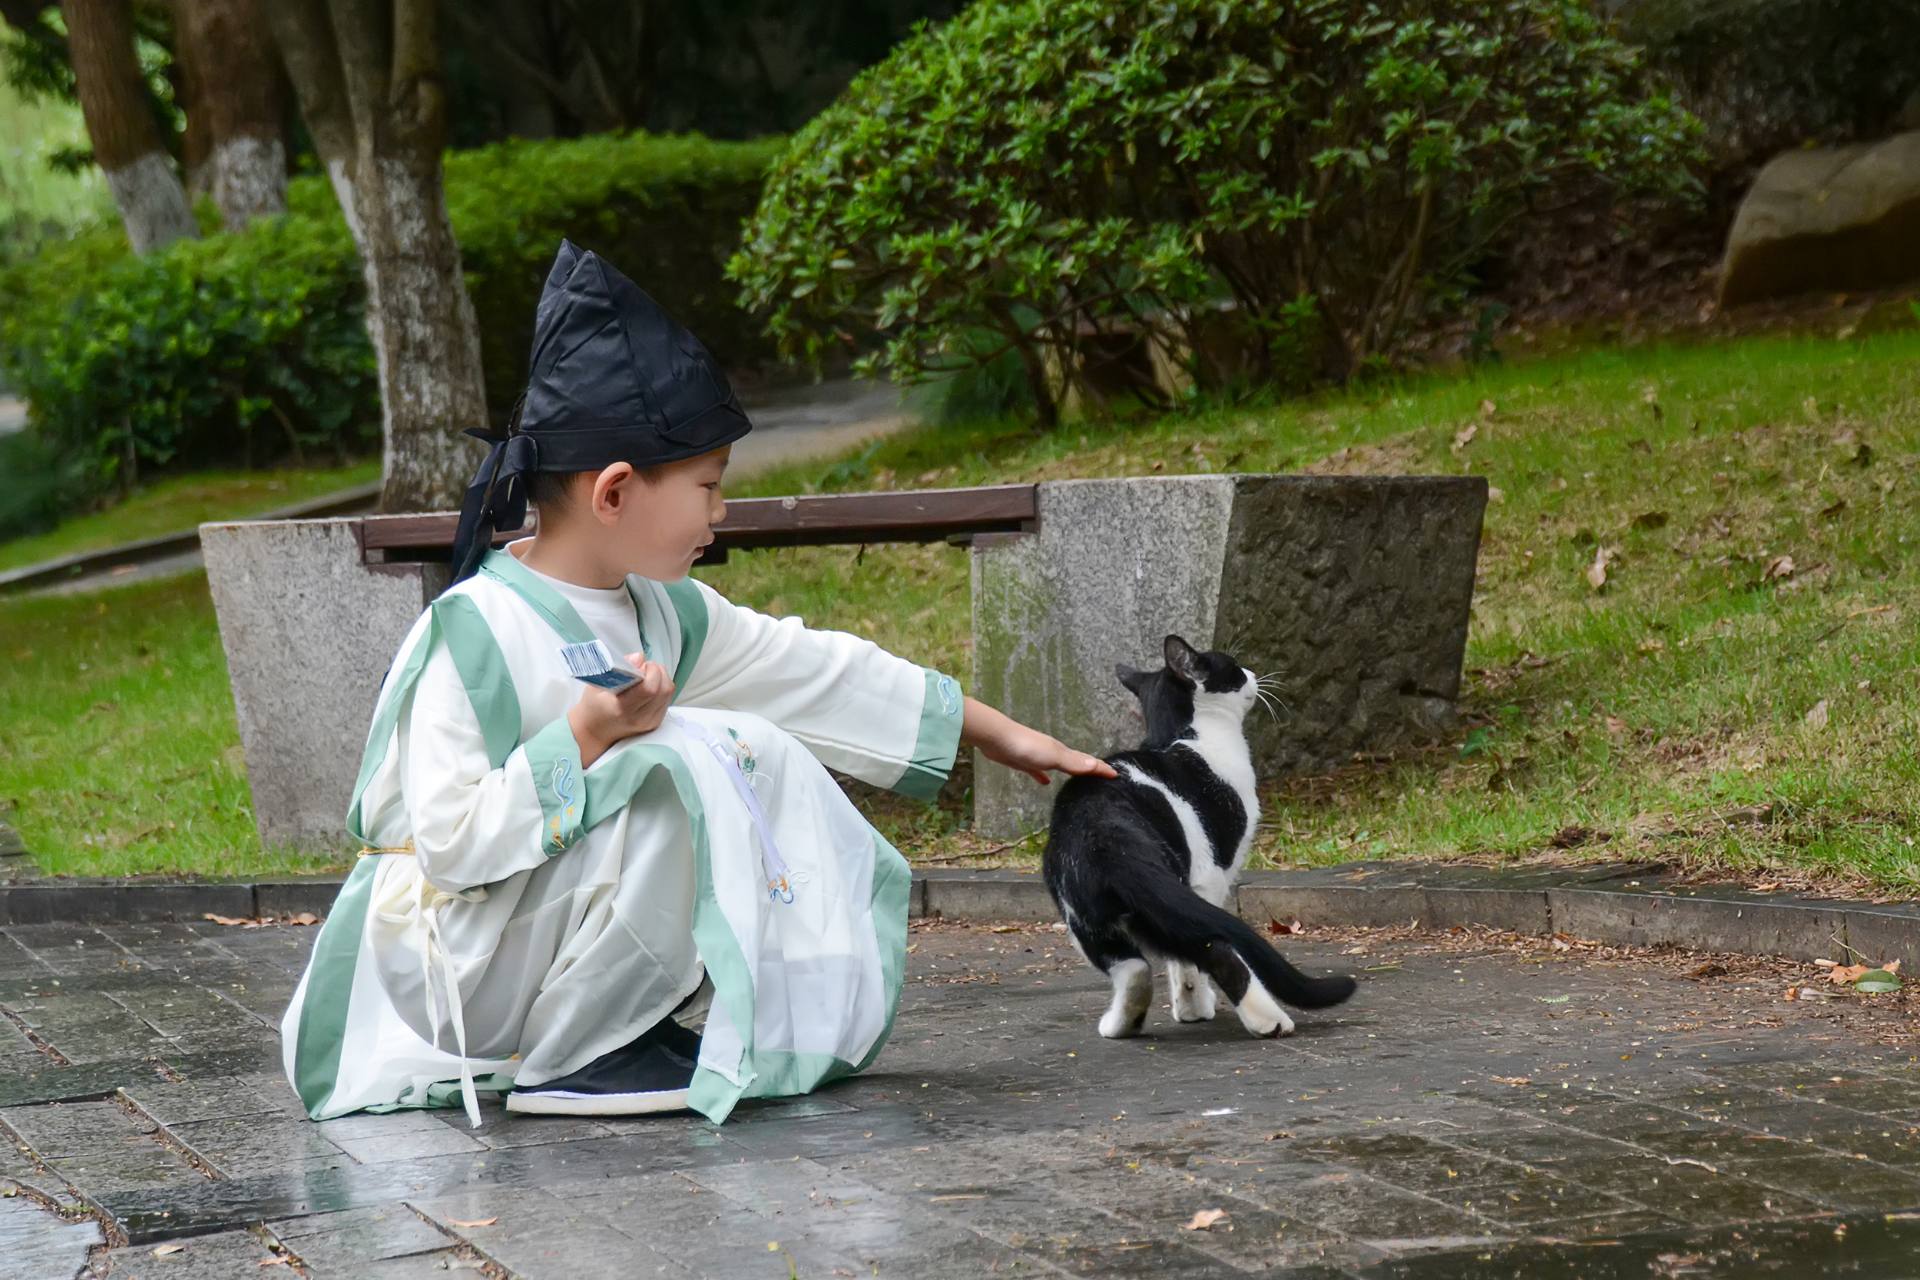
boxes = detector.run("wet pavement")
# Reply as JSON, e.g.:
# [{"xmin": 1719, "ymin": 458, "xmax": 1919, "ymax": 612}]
[{"xmin": 0, "ymin": 917, "xmax": 1916, "ymax": 1278}]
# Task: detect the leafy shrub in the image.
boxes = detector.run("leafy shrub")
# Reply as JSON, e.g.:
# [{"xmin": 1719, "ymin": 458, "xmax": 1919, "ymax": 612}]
[
  {"xmin": 732, "ymin": 0, "xmax": 1701, "ymax": 423},
  {"xmin": 0, "ymin": 131, "xmax": 782, "ymax": 502}
]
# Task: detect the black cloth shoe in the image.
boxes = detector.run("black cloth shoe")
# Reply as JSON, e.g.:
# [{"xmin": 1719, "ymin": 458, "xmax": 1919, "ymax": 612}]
[{"xmin": 506, "ymin": 1022, "xmax": 699, "ymax": 1117}]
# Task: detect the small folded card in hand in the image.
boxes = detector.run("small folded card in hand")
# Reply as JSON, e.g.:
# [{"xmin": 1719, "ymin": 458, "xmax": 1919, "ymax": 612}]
[{"xmin": 558, "ymin": 639, "xmax": 641, "ymax": 691}]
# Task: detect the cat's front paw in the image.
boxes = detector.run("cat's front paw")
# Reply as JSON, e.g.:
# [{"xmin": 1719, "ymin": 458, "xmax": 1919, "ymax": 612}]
[{"xmin": 1099, "ymin": 1008, "xmax": 1145, "ymax": 1038}]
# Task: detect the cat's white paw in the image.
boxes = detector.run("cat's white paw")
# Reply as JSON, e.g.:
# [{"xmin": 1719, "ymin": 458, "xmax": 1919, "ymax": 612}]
[
  {"xmin": 1099, "ymin": 1008, "xmax": 1144, "ymax": 1038},
  {"xmin": 1236, "ymin": 974, "xmax": 1296, "ymax": 1037},
  {"xmin": 1170, "ymin": 964, "xmax": 1214, "ymax": 1022}
]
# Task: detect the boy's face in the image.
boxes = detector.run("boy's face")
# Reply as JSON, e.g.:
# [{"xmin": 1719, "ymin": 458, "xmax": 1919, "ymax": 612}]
[{"xmin": 583, "ymin": 446, "xmax": 730, "ymax": 580}]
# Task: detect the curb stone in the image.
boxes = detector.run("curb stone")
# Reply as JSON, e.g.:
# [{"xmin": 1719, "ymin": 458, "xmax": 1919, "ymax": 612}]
[{"xmin": 1, "ymin": 862, "xmax": 1914, "ymax": 963}]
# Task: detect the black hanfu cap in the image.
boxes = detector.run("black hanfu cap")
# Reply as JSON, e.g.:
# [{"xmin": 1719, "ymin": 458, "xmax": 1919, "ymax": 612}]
[{"xmin": 449, "ymin": 239, "xmax": 753, "ymax": 583}]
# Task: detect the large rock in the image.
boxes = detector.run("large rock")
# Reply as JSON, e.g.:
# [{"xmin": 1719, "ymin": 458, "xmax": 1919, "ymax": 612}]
[
  {"xmin": 970, "ymin": 475, "xmax": 1488, "ymax": 839},
  {"xmin": 202, "ymin": 519, "xmax": 446, "ymax": 852},
  {"xmin": 1720, "ymin": 131, "xmax": 1920, "ymax": 306}
]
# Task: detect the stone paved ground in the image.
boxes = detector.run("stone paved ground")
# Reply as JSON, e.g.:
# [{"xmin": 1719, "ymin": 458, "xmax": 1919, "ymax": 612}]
[{"xmin": 1, "ymin": 917, "xmax": 1917, "ymax": 1279}]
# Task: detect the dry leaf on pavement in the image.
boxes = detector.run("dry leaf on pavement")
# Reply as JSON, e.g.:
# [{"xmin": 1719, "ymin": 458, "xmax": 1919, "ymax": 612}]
[{"xmin": 1183, "ymin": 1209, "xmax": 1229, "ymax": 1231}]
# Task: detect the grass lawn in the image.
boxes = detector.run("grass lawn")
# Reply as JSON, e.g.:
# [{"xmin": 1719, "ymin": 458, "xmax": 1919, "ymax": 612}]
[
  {"xmin": 0, "ymin": 462, "xmax": 380, "ymax": 575},
  {"xmin": 3, "ymin": 329, "xmax": 1917, "ymax": 887}
]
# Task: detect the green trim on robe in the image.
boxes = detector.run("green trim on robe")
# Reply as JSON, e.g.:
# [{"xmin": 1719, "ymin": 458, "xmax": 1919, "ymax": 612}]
[
  {"xmin": 479, "ymin": 550, "xmax": 594, "ymax": 646},
  {"xmin": 291, "ymin": 857, "xmax": 379, "ymax": 1116},
  {"xmin": 522, "ymin": 715, "xmax": 587, "ymax": 853},
  {"xmin": 436, "ymin": 594, "xmax": 521, "ymax": 768},
  {"xmin": 663, "ymin": 577, "xmax": 709, "ymax": 691},
  {"xmin": 893, "ymin": 669, "xmax": 966, "ymax": 802}
]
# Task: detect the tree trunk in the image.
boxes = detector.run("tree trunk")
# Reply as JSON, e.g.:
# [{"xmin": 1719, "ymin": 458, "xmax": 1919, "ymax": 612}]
[
  {"xmin": 63, "ymin": 0, "xmax": 197, "ymax": 253},
  {"xmin": 356, "ymin": 153, "xmax": 489, "ymax": 510},
  {"xmin": 173, "ymin": 0, "xmax": 288, "ymax": 228},
  {"xmin": 267, "ymin": 0, "xmax": 487, "ymax": 512}
]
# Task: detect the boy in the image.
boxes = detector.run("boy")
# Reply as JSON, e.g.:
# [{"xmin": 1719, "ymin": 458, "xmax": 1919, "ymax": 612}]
[{"xmin": 282, "ymin": 241, "xmax": 1113, "ymax": 1125}]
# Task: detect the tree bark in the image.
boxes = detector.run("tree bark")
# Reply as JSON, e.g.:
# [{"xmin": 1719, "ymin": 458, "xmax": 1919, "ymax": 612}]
[
  {"xmin": 62, "ymin": 0, "xmax": 198, "ymax": 253},
  {"xmin": 266, "ymin": 0, "xmax": 487, "ymax": 512},
  {"xmin": 172, "ymin": 0, "xmax": 288, "ymax": 229}
]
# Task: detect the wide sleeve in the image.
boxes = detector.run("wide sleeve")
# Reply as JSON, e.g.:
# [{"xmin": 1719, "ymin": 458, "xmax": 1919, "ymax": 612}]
[
  {"xmin": 672, "ymin": 578, "xmax": 965, "ymax": 800},
  {"xmin": 395, "ymin": 642, "xmax": 590, "ymax": 894}
]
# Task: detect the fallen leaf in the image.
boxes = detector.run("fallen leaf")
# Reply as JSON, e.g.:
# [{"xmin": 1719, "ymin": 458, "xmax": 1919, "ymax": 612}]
[
  {"xmin": 1805, "ymin": 700, "xmax": 1830, "ymax": 731},
  {"xmin": 929, "ymin": 1194, "xmax": 985, "ymax": 1203},
  {"xmin": 1855, "ymin": 970, "xmax": 1903, "ymax": 994},
  {"xmin": 1549, "ymin": 825, "xmax": 1593, "ymax": 849},
  {"xmin": 1763, "ymin": 555, "xmax": 1796, "ymax": 582},
  {"xmin": 152, "ymin": 1244, "xmax": 185, "ymax": 1257},
  {"xmin": 202, "ymin": 913, "xmax": 253, "ymax": 927},
  {"xmin": 1585, "ymin": 545, "xmax": 1614, "ymax": 591},
  {"xmin": 1603, "ymin": 716, "xmax": 1628, "ymax": 737},
  {"xmin": 1687, "ymin": 961, "xmax": 1727, "ymax": 979},
  {"xmin": 1826, "ymin": 963, "xmax": 1870, "ymax": 985},
  {"xmin": 1537, "ymin": 995, "xmax": 1571, "ymax": 1005},
  {"xmin": 1491, "ymin": 1075, "xmax": 1533, "ymax": 1087},
  {"xmin": 1183, "ymin": 1208, "xmax": 1229, "ymax": 1231},
  {"xmin": 1266, "ymin": 918, "xmax": 1303, "ymax": 936},
  {"xmin": 1784, "ymin": 986, "xmax": 1802, "ymax": 1001},
  {"xmin": 1486, "ymin": 486, "xmax": 1505, "ymax": 503},
  {"xmin": 288, "ymin": 912, "xmax": 320, "ymax": 927},
  {"xmin": 256, "ymin": 1260, "xmax": 291, "ymax": 1269},
  {"xmin": 1751, "ymin": 882, "xmax": 1781, "ymax": 893},
  {"xmin": 448, "ymin": 1217, "xmax": 499, "ymax": 1228},
  {"xmin": 1451, "ymin": 423, "xmax": 1478, "ymax": 451},
  {"xmin": 1885, "ymin": 959, "xmax": 1901, "ymax": 974},
  {"xmin": 989, "ymin": 925, "xmax": 1020, "ymax": 934}
]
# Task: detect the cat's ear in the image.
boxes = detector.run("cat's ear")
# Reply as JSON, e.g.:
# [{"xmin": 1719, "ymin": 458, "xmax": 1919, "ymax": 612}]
[
  {"xmin": 1115, "ymin": 663, "xmax": 1149, "ymax": 696},
  {"xmin": 1163, "ymin": 635, "xmax": 1203, "ymax": 686}
]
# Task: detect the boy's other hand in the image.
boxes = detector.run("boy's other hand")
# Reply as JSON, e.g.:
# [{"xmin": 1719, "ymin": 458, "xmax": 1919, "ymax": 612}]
[{"xmin": 569, "ymin": 656, "xmax": 673, "ymax": 767}]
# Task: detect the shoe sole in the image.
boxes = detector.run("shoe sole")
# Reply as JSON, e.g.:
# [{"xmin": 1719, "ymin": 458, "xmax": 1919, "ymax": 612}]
[{"xmin": 505, "ymin": 1087, "xmax": 692, "ymax": 1117}]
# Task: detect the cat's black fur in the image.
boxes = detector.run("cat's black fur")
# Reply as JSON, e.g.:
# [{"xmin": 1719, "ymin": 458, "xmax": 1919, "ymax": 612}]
[{"xmin": 1043, "ymin": 635, "xmax": 1356, "ymax": 1038}]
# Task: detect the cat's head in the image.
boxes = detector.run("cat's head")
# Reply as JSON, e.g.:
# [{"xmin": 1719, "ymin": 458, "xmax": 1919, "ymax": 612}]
[{"xmin": 1115, "ymin": 635, "xmax": 1257, "ymax": 747}]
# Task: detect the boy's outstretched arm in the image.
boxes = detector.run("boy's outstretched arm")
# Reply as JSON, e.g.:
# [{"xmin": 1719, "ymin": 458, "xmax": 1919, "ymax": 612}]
[{"xmin": 962, "ymin": 697, "xmax": 1119, "ymax": 786}]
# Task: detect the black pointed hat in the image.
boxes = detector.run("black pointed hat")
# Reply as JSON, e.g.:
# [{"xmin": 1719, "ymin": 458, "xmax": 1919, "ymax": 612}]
[{"xmin": 449, "ymin": 240, "xmax": 753, "ymax": 582}]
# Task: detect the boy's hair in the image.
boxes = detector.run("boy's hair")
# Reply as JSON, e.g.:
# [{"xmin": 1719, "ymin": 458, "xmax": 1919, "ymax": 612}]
[{"xmin": 527, "ymin": 470, "xmax": 584, "ymax": 510}]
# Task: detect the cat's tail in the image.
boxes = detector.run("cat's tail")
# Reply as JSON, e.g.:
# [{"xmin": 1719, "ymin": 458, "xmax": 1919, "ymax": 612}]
[{"xmin": 1115, "ymin": 865, "xmax": 1357, "ymax": 1010}]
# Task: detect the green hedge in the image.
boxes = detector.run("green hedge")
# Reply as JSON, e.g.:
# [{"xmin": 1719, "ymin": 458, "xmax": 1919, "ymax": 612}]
[{"xmin": 0, "ymin": 131, "xmax": 782, "ymax": 502}]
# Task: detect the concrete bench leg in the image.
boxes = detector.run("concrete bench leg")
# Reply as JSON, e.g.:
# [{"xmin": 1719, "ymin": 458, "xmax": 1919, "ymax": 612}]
[{"xmin": 201, "ymin": 518, "xmax": 446, "ymax": 853}]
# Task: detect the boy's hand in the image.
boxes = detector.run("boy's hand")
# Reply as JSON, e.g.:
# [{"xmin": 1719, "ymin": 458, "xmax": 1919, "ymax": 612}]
[
  {"xmin": 963, "ymin": 697, "xmax": 1118, "ymax": 786},
  {"xmin": 568, "ymin": 656, "xmax": 673, "ymax": 767}
]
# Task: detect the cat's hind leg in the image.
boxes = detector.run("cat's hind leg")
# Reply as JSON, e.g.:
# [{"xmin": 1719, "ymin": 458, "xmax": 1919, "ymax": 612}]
[
  {"xmin": 1169, "ymin": 961, "xmax": 1217, "ymax": 1022},
  {"xmin": 1100, "ymin": 958, "xmax": 1152, "ymax": 1038},
  {"xmin": 1195, "ymin": 947, "xmax": 1295, "ymax": 1038}
]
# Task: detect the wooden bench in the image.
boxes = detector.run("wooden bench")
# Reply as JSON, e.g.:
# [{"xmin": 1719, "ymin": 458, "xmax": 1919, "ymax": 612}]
[{"xmin": 356, "ymin": 484, "xmax": 1040, "ymax": 566}]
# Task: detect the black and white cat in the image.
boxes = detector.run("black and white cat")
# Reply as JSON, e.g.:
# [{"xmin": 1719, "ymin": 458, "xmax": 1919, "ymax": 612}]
[{"xmin": 1042, "ymin": 635, "xmax": 1356, "ymax": 1039}]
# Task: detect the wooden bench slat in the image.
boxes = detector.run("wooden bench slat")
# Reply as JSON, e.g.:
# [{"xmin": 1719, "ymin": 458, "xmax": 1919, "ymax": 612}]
[{"xmin": 359, "ymin": 485, "xmax": 1039, "ymax": 555}]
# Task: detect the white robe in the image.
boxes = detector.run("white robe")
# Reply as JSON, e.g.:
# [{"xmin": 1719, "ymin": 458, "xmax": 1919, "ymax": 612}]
[{"xmin": 280, "ymin": 543, "xmax": 964, "ymax": 1125}]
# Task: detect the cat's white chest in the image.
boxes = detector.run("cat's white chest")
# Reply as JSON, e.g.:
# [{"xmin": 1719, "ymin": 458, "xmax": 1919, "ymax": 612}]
[{"xmin": 1185, "ymin": 711, "xmax": 1260, "ymax": 876}]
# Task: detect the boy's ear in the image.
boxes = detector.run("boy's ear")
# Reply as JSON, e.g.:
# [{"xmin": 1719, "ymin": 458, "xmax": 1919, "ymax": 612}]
[{"xmin": 590, "ymin": 462, "xmax": 637, "ymax": 521}]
